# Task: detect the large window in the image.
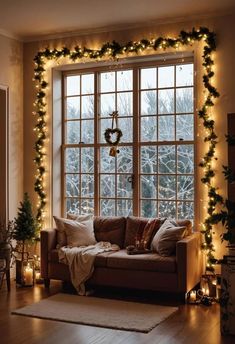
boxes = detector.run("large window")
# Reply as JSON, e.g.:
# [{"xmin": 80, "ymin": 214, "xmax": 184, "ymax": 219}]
[{"xmin": 62, "ymin": 59, "xmax": 195, "ymax": 220}]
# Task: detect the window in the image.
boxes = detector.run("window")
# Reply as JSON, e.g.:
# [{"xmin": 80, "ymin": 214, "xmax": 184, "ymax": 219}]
[{"xmin": 62, "ymin": 59, "xmax": 195, "ymax": 220}]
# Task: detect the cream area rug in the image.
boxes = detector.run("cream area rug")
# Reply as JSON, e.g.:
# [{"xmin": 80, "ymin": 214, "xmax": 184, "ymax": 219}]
[{"xmin": 12, "ymin": 293, "xmax": 178, "ymax": 333}]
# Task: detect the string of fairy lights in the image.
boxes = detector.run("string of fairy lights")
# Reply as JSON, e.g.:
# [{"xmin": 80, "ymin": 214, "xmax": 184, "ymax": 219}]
[{"xmin": 33, "ymin": 27, "xmax": 222, "ymax": 270}]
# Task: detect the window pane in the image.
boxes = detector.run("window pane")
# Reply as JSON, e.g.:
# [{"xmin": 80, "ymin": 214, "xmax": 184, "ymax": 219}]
[
  {"xmin": 141, "ymin": 68, "xmax": 156, "ymax": 89},
  {"xmin": 119, "ymin": 117, "xmax": 133, "ymax": 142},
  {"xmin": 66, "ymin": 97, "xmax": 80, "ymax": 119},
  {"xmin": 81, "ymin": 120, "xmax": 94, "ymax": 144},
  {"xmin": 177, "ymin": 175, "xmax": 194, "ymax": 200},
  {"xmin": 141, "ymin": 200, "xmax": 157, "ymax": 217},
  {"xmin": 158, "ymin": 66, "xmax": 174, "ymax": 88},
  {"xmin": 177, "ymin": 145, "xmax": 194, "ymax": 174},
  {"xmin": 176, "ymin": 87, "xmax": 193, "ymax": 113},
  {"xmin": 141, "ymin": 175, "xmax": 157, "ymax": 198},
  {"xmin": 100, "ymin": 199, "xmax": 115, "ymax": 216},
  {"xmin": 159, "ymin": 175, "xmax": 176, "ymax": 199},
  {"xmin": 176, "ymin": 114, "xmax": 194, "ymax": 141},
  {"xmin": 158, "ymin": 115, "xmax": 175, "ymax": 141},
  {"xmin": 81, "ymin": 174, "xmax": 94, "ymax": 197},
  {"xmin": 81, "ymin": 74, "xmax": 94, "ymax": 94},
  {"xmin": 100, "ymin": 175, "xmax": 115, "ymax": 197},
  {"xmin": 100, "ymin": 93, "xmax": 115, "ymax": 116},
  {"xmin": 117, "ymin": 70, "xmax": 132, "ymax": 91},
  {"xmin": 100, "ymin": 147, "xmax": 115, "ymax": 173},
  {"xmin": 159, "ymin": 201, "xmax": 176, "ymax": 218},
  {"xmin": 100, "ymin": 72, "xmax": 115, "ymax": 92},
  {"xmin": 81, "ymin": 199, "xmax": 94, "ymax": 214},
  {"xmin": 141, "ymin": 146, "xmax": 157, "ymax": 173},
  {"xmin": 176, "ymin": 64, "xmax": 193, "ymax": 86},
  {"xmin": 117, "ymin": 147, "xmax": 132, "ymax": 173},
  {"xmin": 177, "ymin": 201, "xmax": 194, "ymax": 220},
  {"xmin": 141, "ymin": 90, "xmax": 157, "ymax": 115},
  {"xmin": 81, "ymin": 95, "xmax": 94, "ymax": 118},
  {"xmin": 67, "ymin": 75, "xmax": 80, "ymax": 96},
  {"xmin": 66, "ymin": 198, "xmax": 79, "ymax": 214},
  {"xmin": 81, "ymin": 147, "xmax": 94, "ymax": 173},
  {"xmin": 117, "ymin": 92, "xmax": 133, "ymax": 116},
  {"xmin": 66, "ymin": 121, "xmax": 80, "ymax": 143},
  {"xmin": 141, "ymin": 117, "xmax": 157, "ymax": 142},
  {"xmin": 65, "ymin": 148, "xmax": 80, "ymax": 173},
  {"xmin": 117, "ymin": 200, "xmax": 132, "ymax": 216},
  {"xmin": 158, "ymin": 145, "xmax": 175, "ymax": 173},
  {"xmin": 117, "ymin": 175, "xmax": 132, "ymax": 198},
  {"xmin": 158, "ymin": 89, "xmax": 174, "ymax": 114},
  {"xmin": 66, "ymin": 174, "xmax": 79, "ymax": 197}
]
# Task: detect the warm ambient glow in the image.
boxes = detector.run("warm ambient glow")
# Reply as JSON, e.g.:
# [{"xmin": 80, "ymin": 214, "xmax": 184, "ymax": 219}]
[{"xmin": 33, "ymin": 27, "xmax": 221, "ymax": 271}]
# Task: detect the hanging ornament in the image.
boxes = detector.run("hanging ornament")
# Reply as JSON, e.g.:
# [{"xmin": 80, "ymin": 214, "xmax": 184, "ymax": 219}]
[{"xmin": 104, "ymin": 111, "xmax": 123, "ymax": 157}]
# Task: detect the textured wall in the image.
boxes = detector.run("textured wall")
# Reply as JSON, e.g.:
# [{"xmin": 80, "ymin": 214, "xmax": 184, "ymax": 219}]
[{"xmin": 0, "ymin": 34, "xmax": 23, "ymax": 220}]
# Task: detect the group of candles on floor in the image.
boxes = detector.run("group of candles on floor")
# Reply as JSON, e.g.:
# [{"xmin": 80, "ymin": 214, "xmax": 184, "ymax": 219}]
[{"xmin": 187, "ymin": 275, "xmax": 221, "ymax": 306}]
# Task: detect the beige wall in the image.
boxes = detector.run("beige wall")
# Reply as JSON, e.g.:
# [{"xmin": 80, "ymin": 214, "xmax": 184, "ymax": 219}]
[
  {"xmin": 0, "ymin": 34, "xmax": 23, "ymax": 220},
  {"xmin": 23, "ymin": 12, "xmax": 235, "ymax": 259}
]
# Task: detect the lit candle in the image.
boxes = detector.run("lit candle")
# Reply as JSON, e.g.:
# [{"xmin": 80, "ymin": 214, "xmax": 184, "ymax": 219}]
[
  {"xmin": 24, "ymin": 264, "xmax": 33, "ymax": 285},
  {"xmin": 190, "ymin": 290, "xmax": 196, "ymax": 301},
  {"xmin": 35, "ymin": 272, "xmax": 41, "ymax": 280}
]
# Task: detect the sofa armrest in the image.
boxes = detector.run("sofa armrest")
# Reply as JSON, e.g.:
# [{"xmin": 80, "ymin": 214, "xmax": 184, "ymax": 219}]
[
  {"xmin": 176, "ymin": 232, "xmax": 203, "ymax": 293},
  {"xmin": 40, "ymin": 228, "xmax": 57, "ymax": 279}
]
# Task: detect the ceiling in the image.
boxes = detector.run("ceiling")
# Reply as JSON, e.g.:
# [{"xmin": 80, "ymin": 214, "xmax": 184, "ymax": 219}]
[{"xmin": 0, "ymin": 0, "xmax": 235, "ymax": 41}]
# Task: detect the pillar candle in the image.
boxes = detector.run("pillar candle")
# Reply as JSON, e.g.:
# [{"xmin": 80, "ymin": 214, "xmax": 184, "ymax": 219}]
[{"xmin": 24, "ymin": 265, "xmax": 33, "ymax": 285}]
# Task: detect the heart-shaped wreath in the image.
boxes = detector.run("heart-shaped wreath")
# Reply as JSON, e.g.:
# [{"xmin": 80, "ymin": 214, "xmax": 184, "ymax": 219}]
[{"xmin": 104, "ymin": 128, "xmax": 123, "ymax": 146}]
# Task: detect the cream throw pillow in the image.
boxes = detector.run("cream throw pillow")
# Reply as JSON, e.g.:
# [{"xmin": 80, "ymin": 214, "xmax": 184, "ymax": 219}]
[
  {"xmin": 64, "ymin": 219, "xmax": 97, "ymax": 247},
  {"xmin": 151, "ymin": 219, "xmax": 186, "ymax": 256},
  {"xmin": 54, "ymin": 215, "xmax": 93, "ymax": 248}
]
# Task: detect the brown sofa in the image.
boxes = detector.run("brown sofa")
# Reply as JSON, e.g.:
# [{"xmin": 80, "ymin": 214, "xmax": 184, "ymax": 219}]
[{"xmin": 40, "ymin": 216, "xmax": 203, "ymax": 296}]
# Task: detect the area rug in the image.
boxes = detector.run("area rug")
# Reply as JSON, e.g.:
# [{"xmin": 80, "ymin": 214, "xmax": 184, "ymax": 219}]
[{"xmin": 12, "ymin": 293, "xmax": 178, "ymax": 333}]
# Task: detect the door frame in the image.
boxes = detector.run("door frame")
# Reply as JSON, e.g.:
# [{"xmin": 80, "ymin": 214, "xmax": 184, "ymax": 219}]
[{"xmin": 0, "ymin": 84, "xmax": 9, "ymax": 224}]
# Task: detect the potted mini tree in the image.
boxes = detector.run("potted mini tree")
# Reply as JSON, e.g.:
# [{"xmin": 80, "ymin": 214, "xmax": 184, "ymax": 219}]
[{"xmin": 13, "ymin": 193, "xmax": 38, "ymax": 286}]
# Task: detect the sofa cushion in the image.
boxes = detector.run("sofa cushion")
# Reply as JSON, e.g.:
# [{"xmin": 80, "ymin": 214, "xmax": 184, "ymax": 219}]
[
  {"xmin": 64, "ymin": 219, "xmax": 97, "ymax": 247},
  {"xmin": 106, "ymin": 249, "xmax": 176, "ymax": 273},
  {"xmin": 124, "ymin": 216, "xmax": 163, "ymax": 248},
  {"xmin": 141, "ymin": 218, "xmax": 162, "ymax": 249},
  {"xmin": 93, "ymin": 216, "xmax": 126, "ymax": 248},
  {"xmin": 176, "ymin": 219, "xmax": 192, "ymax": 236},
  {"xmin": 54, "ymin": 215, "xmax": 92, "ymax": 248},
  {"xmin": 124, "ymin": 216, "xmax": 149, "ymax": 247},
  {"xmin": 151, "ymin": 219, "xmax": 186, "ymax": 256}
]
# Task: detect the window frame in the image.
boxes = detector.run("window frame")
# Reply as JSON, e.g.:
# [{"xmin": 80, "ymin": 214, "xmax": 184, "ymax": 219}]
[{"xmin": 61, "ymin": 55, "xmax": 197, "ymax": 220}]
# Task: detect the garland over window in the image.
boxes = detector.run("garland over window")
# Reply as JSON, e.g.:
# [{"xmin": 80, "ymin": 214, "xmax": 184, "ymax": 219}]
[{"xmin": 33, "ymin": 27, "xmax": 221, "ymax": 271}]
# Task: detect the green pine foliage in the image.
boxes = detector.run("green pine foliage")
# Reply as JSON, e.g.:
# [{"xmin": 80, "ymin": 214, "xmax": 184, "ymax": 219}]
[{"xmin": 13, "ymin": 193, "xmax": 37, "ymax": 243}]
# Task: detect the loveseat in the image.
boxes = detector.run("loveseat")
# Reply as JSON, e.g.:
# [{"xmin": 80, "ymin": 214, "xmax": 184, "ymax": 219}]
[{"xmin": 41, "ymin": 216, "xmax": 203, "ymax": 296}]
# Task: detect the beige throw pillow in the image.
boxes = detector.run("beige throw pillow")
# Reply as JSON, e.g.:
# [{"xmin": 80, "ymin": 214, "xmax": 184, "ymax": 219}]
[
  {"xmin": 151, "ymin": 219, "xmax": 186, "ymax": 256},
  {"xmin": 54, "ymin": 215, "xmax": 92, "ymax": 248},
  {"xmin": 64, "ymin": 219, "xmax": 97, "ymax": 247}
]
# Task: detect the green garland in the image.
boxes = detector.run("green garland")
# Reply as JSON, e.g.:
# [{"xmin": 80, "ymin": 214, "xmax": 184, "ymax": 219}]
[{"xmin": 33, "ymin": 27, "xmax": 222, "ymax": 270}]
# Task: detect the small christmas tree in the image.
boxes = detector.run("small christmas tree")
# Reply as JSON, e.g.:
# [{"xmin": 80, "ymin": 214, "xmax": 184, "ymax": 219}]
[{"xmin": 13, "ymin": 193, "xmax": 37, "ymax": 259}]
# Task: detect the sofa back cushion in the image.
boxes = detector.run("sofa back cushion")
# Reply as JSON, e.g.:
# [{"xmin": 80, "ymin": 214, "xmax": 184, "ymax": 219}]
[
  {"xmin": 124, "ymin": 216, "xmax": 162, "ymax": 248},
  {"xmin": 93, "ymin": 216, "xmax": 126, "ymax": 248}
]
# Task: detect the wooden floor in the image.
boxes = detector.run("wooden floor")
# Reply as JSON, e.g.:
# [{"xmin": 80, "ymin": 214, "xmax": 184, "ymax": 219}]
[{"xmin": 0, "ymin": 280, "xmax": 234, "ymax": 344}]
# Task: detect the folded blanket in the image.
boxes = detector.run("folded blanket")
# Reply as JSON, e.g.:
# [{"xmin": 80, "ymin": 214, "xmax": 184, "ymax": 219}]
[{"xmin": 58, "ymin": 242, "xmax": 119, "ymax": 295}]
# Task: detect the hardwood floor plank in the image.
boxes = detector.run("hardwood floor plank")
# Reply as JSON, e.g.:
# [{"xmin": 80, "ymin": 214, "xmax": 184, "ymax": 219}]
[{"xmin": 0, "ymin": 280, "xmax": 234, "ymax": 344}]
